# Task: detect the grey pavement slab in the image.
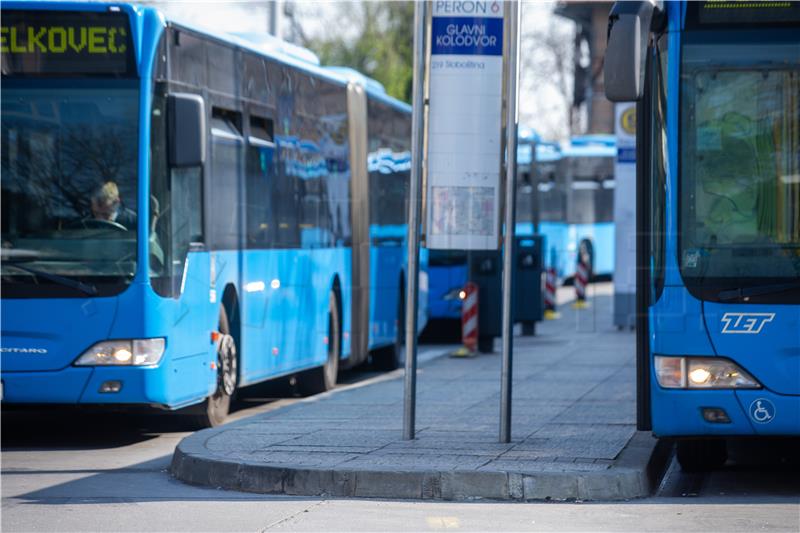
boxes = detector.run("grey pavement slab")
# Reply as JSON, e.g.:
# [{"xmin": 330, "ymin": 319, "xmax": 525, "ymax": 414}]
[{"xmin": 172, "ymin": 291, "xmax": 671, "ymax": 501}]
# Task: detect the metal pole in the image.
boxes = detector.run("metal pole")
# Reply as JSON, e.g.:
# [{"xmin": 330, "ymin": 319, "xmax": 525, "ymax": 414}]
[
  {"xmin": 268, "ymin": 1, "xmax": 278, "ymax": 36},
  {"xmin": 531, "ymin": 139, "xmax": 539, "ymax": 234},
  {"xmin": 403, "ymin": 0, "xmax": 427, "ymax": 441},
  {"xmin": 500, "ymin": 0, "xmax": 521, "ymax": 444}
]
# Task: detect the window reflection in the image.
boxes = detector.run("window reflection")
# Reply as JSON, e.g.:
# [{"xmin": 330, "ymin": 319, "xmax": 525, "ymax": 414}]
[
  {"xmin": 1, "ymin": 83, "xmax": 139, "ymax": 292},
  {"xmin": 680, "ymin": 38, "xmax": 800, "ymax": 280}
]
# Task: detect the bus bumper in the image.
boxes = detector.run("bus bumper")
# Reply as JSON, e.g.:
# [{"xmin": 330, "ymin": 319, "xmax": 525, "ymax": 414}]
[
  {"xmin": 0, "ymin": 363, "xmax": 203, "ymax": 409},
  {"xmin": 1, "ymin": 367, "xmax": 93, "ymax": 404},
  {"xmin": 652, "ymin": 387, "xmax": 800, "ymax": 437}
]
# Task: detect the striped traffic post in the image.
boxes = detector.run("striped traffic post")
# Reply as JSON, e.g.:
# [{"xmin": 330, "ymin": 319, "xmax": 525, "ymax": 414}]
[
  {"xmin": 573, "ymin": 257, "xmax": 589, "ymax": 309},
  {"xmin": 452, "ymin": 282, "xmax": 479, "ymax": 357},
  {"xmin": 544, "ymin": 248, "xmax": 559, "ymax": 319}
]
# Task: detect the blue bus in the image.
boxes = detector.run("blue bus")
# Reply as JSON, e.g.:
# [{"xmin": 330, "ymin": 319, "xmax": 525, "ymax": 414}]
[
  {"xmin": 606, "ymin": 1, "xmax": 800, "ymax": 470},
  {"xmin": 0, "ymin": 2, "xmax": 424, "ymax": 426},
  {"xmin": 427, "ymin": 131, "xmax": 615, "ymax": 326},
  {"xmin": 518, "ymin": 134, "xmax": 616, "ymax": 282}
]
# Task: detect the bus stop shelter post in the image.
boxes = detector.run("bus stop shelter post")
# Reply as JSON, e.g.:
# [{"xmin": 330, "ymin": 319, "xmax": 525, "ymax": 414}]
[
  {"xmin": 500, "ymin": 0, "xmax": 521, "ymax": 444},
  {"xmin": 403, "ymin": 0, "xmax": 428, "ymax": 441}
]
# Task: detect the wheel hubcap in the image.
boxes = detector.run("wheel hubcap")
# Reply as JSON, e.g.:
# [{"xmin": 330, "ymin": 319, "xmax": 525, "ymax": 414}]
[{"xmin": 218, "ymin": 334, "xmax": 237, "ymax": 396}]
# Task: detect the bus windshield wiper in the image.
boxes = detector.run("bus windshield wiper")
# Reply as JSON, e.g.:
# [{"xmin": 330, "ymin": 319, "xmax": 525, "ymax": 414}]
[
  {"xmin": 718, "ymin": 281, "xmax": 800, "ymax": 302},
  {"xmin": 3, "ymin": 261, "xmax": 99, "ymax": 296}
]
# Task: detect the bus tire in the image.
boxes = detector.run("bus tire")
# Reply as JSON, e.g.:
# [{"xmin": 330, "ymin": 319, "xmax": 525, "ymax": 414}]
[
  {"xmin": 372, "ymin": 286, "xmax": 405, "ymax": 371},
  {"xmin": 676, "ymin": 439, "xmax": 727, "ymax": 472},
  {"xmin": 578, "ymin": 239, "xmax": 594, "ymax": 280},
  {"xmin": 192, "ymin": 307, "xmax": 238, "ymax": 428},
  {"xmin": 298, "ymin": 291, "xmax": 340, "ymax": 396}
]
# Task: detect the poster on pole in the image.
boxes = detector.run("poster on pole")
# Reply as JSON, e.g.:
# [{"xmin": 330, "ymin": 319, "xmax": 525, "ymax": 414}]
[
  {"xmin": 613, "ymin": 103, "xmax": 636, "ymax": 328},
  {"xmin": 426, "ymin": 1, "xmax": 504, "ymax": 250}
]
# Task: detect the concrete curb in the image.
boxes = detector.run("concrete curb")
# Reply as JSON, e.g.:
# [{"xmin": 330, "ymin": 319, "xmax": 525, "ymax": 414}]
[{"xmin": 170, "ymin": 430, "xmax": 673, "ymax": 501}]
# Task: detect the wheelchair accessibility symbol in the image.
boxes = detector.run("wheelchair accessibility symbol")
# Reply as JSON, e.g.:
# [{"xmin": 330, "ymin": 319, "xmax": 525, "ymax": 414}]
[{"xmin": 749, "ymin": 398, "xmax": 775, "ymax": 424}]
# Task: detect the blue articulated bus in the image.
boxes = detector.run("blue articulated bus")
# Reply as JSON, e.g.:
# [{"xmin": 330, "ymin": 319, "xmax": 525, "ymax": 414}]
[
  {"xmin": 606, "ymin": 1, "xmax": 799, "ymax": 470},
  {"xmin": 519, "ymin": 134, "xmax": 616, "ymax": 283},
  {"xmin": 552, "ymin": 135, "xmax": 616, "ymax": 281},
  {"xmin": 0, "ymin": 2, "xmax": 424, "ymax": 426}
]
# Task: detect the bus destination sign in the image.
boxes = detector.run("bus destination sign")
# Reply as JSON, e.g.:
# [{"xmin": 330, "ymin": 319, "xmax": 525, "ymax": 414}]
[
  {"xmin": 693, "ymin": 1, "xmax": 800, "ymax": 26},
  {"xmin": 1, "ymin": 10, "xmax": 134, "ymax": 76}
]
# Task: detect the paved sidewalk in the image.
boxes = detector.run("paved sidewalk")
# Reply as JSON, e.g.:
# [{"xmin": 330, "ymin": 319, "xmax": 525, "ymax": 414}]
[{"xmin": 172, "ymin": 287, "xmax": 669, "ymax": 501}]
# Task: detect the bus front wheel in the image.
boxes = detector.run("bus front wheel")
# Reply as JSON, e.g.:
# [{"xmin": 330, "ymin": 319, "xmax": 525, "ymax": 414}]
[
  {"xmin": 578, "ymin": 239, "xmax": 594, "ymax": 280},
  {"xmin": 192, "ymin": 307, "xmax": 238, "ymax": 428},
  {"xmin": 676, "ymin": 439, "xmax": 727, "ymax": 472}
]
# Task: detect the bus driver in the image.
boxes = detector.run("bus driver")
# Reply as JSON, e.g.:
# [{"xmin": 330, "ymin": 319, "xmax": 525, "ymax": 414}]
[{"xmin": 89, "ymin": 181, "xmax": 136, "ymax": 230}]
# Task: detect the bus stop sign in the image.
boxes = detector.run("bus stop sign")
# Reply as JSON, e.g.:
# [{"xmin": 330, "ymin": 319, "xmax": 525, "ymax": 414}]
[{"xmin": 426, "ymin": 1, "xmax": 504, "ymax": 251}]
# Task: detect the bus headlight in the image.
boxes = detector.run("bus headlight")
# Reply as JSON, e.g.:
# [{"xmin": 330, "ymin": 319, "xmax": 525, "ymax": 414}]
[
  {"xmin": 443, "ymin": 287, "xmax": 465, "ymax": 301},
  {"xmin": 655, "ymin": 356, "xmax": 760, "ymax": 389},
  {"xmin": 75, "ymin": 339, "xmax": 165, "ymax": 366}
]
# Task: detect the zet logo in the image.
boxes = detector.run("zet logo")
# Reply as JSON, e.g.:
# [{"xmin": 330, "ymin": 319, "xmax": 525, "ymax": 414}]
[
  {"xmin": 620, "ymin": 106, "xmax": 636, "ymax": 135},
  {"xmin": 720, "ymin": 312, "xmax": 775, "ymax": 334}
]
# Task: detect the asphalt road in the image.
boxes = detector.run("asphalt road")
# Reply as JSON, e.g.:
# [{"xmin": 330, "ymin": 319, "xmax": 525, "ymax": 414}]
[{"xmin": 2, "ymin": 346, "xmax": 799, "ymax": 532}]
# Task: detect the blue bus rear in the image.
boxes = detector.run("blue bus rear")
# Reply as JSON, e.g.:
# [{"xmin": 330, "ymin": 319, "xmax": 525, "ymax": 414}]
[
  {"xmin": 426, "ymin": 250, "xmax": 468, "ymax": 320},
  {"xmin": 1, "ymin": 2, "xmax": 423, "ymax": 425},
  {"xmin": 545, "ymin": 135, "xmax": 616, "ymax": 281},
  {"xmin": 606, "ymin": 0, "xmax": 800, "ymax": 469}
]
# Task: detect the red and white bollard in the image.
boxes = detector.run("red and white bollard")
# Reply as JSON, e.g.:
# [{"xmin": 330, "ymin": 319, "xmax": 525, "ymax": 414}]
[
  {"xmin": 574, "ymin": 259, "xmax": 589, "ymax": 309},
  {"xmin": 544, "ymin": 266, "xmax": 558, "ymax": 319},
  {"xmin": 455, "ymin": 281, "xmax": 479, "ymax": 356}
]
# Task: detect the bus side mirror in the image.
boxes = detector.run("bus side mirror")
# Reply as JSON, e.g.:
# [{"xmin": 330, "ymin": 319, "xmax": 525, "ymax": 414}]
[
  {"xmin": 168, "ymin": 93, "xmax": 206, "ymax": 167},
  {"xmin": 604, "ymin": 1, "xmax": 658, "ymax": 102}
]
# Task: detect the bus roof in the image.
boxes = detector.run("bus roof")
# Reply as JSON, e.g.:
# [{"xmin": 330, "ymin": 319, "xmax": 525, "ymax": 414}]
[
  {"xmin": 516, "ymin": 126, "xmax": 562, "ymax": 164},
  {"xmin": 517, "ymin": 140, "xmax": 563, "ymax": 165},
  {"xmin": 163, "ymin": 8, "xmax": 411, "ymax": 112},
  {"xmin": 325, "ymin": 67, "xmax": 386, "ymax": 94},
  {"xmin": 324, "ymin": 66, "xmax": 411, "ymax": 113},
  {"xmin": 562, "ymin": 134, "xmax": 616, "ymax": 158},
  {"xmin": 2, "ymin": 1, "xmax": 410, "ymax": 112},
  {"xmin": 536, "ymin": 142, "xmax": 563, "ymax": 163},
  {"xmin": 518, "ymin": 127, "xmax": 541, "ymax": 143},
  {"xmin": 231, "ymin": 32, "xmax": 321, "ymax": 66},
  {"xmin": 161, "ymin": 13, "xmax": 347, "ymax": 87}
]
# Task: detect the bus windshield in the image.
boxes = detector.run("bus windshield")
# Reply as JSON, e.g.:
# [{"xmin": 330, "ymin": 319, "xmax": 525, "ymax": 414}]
[
  {"xmin": 680, "ymin": 32, "xmax": 800, "ymax": 290},
  {"xmin": 1, "ymin": 81, "xmax": 139, "ymax": 296},
  {"xmin": 564, "ymin": 155, "xmax": 614, "ymax": 225}
]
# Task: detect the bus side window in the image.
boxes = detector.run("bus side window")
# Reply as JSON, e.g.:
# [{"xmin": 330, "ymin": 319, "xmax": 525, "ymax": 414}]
[
  {"xmin": 274, "ymin": 69, "xmax": 301, "ymax": 249},
  {"xmin": 246, "ymin": 114, "xmax": 276, "ymax": 249},
  {"xmin": 169, "ymin": 167, "xmax": 203, "ymax": 262},
  {"xmin": 150, "ymin": 89, "xmax": 205, "ymax": 297},
  {"xmin": 295, "ymin": 74, "xmax": 333, "ymax": 250},
  {"xmin": 367, "ymin": 100, "xmax": 411, "ymax": 245},
  {"xmin": 208, "ymin": 107, "xmax": 244, "ymax": 250},
  {"xmin": 169, "ymin": 30, "xmax": 206, "ymax": 89}
]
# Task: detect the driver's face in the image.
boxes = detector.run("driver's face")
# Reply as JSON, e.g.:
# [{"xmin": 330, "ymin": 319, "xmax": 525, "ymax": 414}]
[{"xmin": 91, "ymin": 198, "xmax": 119, "ymax": 221}]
